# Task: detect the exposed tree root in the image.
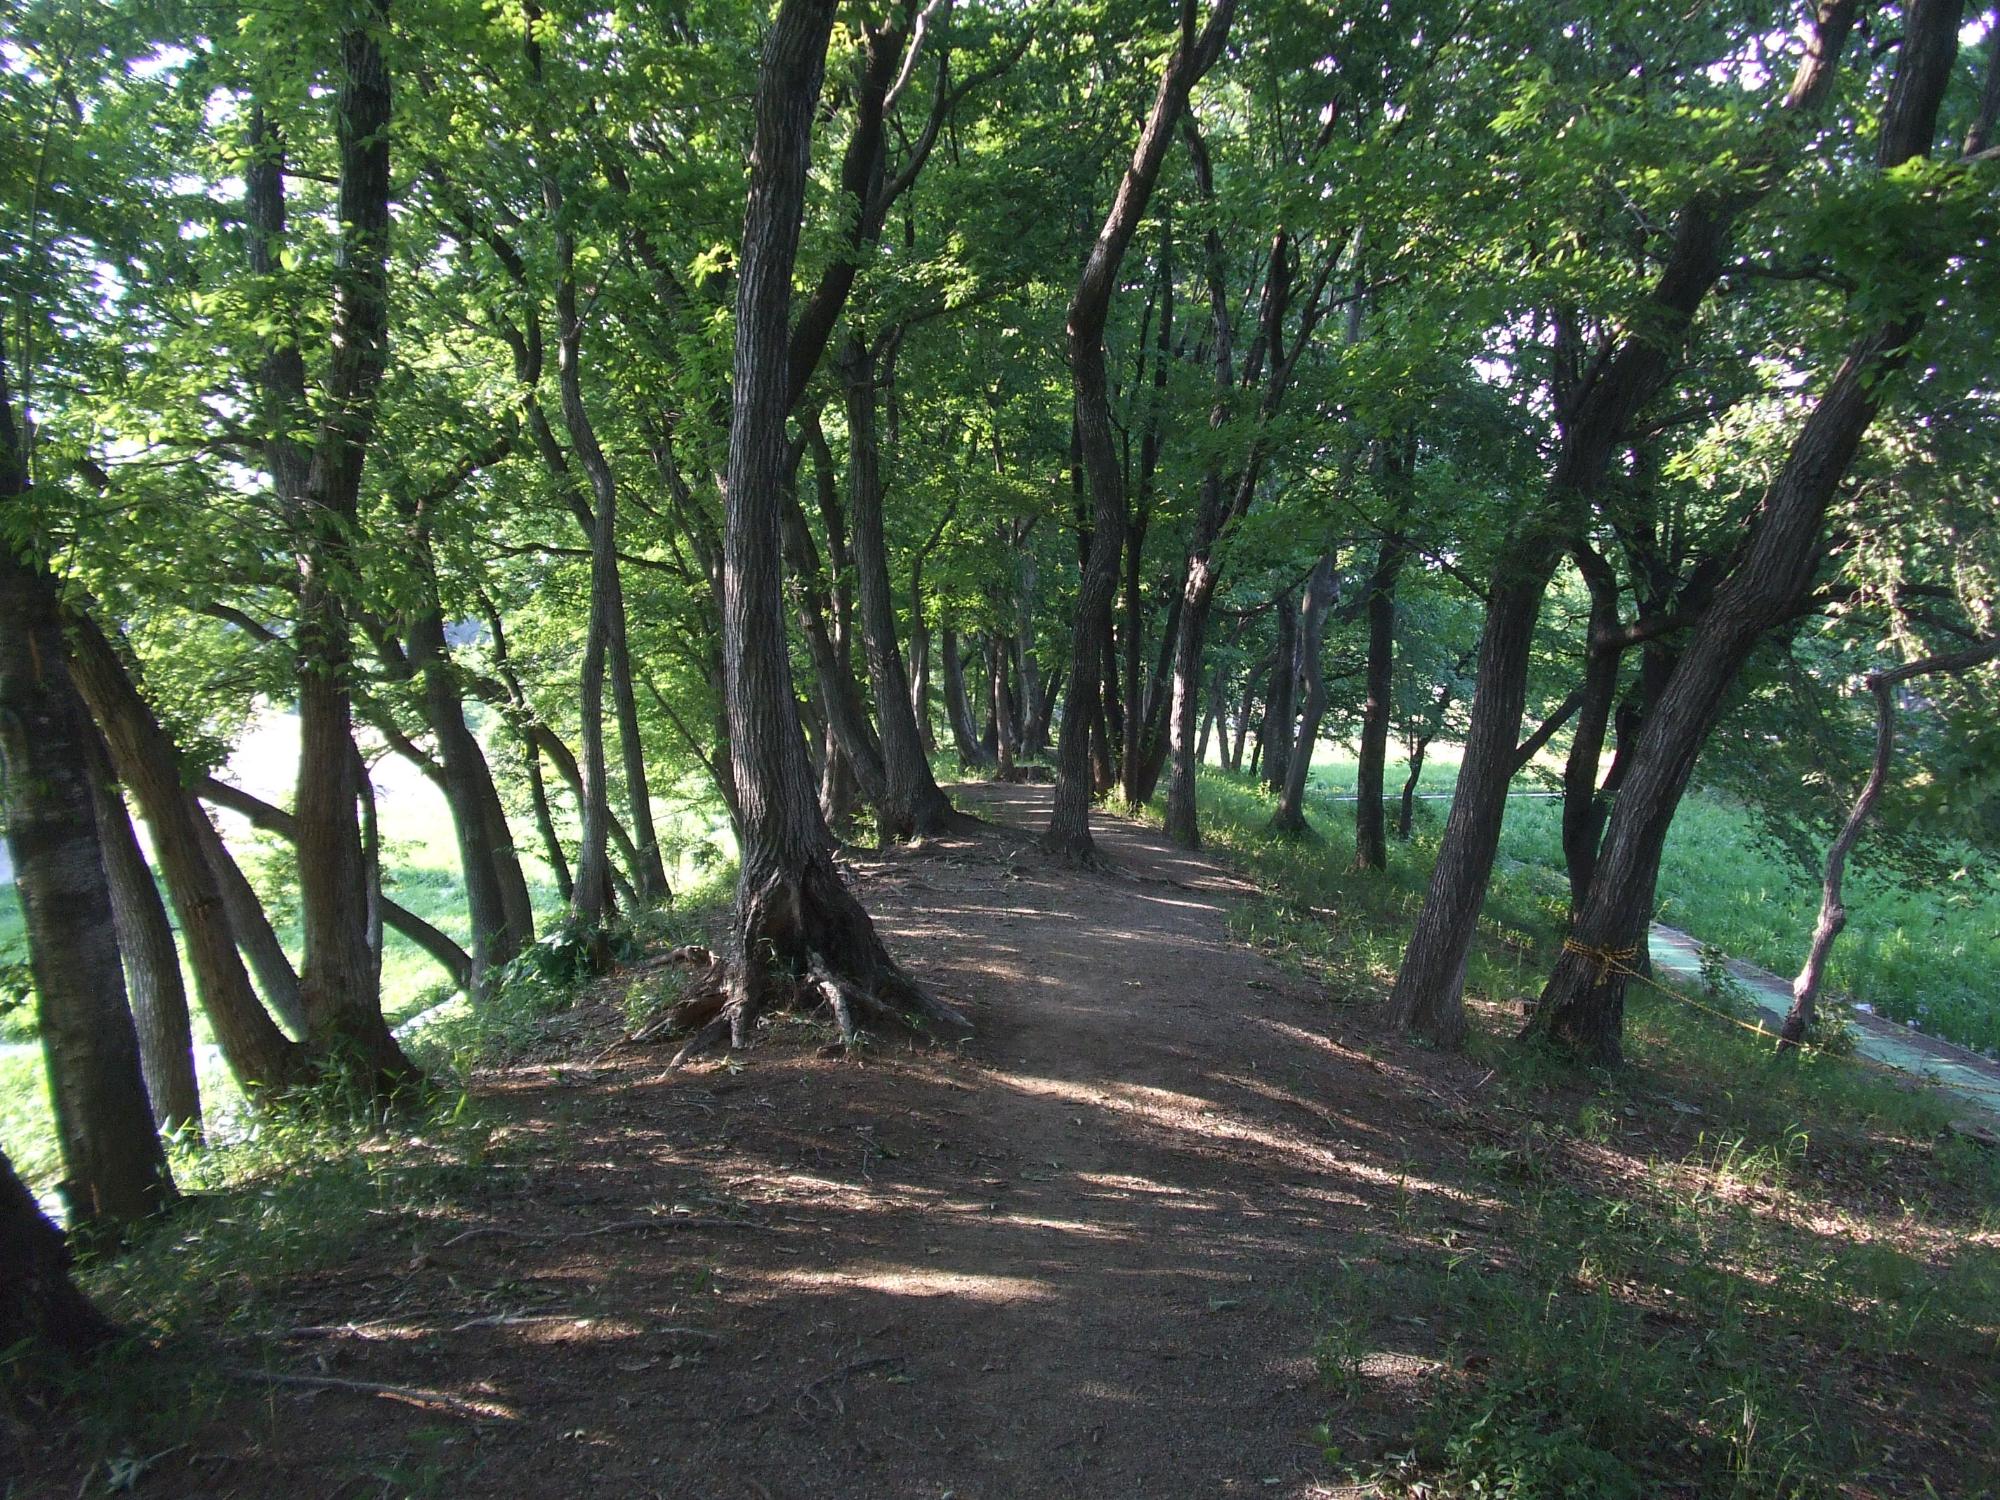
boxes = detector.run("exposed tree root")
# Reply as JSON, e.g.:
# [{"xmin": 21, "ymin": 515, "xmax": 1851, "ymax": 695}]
[{"xmin": 656, "ymin": 857, "xmax": 970, "ymax": 1066}]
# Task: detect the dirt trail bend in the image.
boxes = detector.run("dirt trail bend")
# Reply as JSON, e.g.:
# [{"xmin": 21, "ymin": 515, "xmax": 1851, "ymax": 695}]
[{"xmin": 173, "ymin": 784, "xmax": 1494, "ymax": 1499}]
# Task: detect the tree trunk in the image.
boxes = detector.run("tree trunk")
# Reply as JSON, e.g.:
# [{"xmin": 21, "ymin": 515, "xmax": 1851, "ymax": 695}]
[
  {"xmin": 68, "ymin": 613, "xmax": 306, "ymax": 1088},
  {"xmin": 196, "ymin": 776, "xmax": 475, "ymax": 995},
  {"xmin": 0, "ymin": 544, "xmax": 171, "ymax": 1230},
  {"xmin": 1044, "ymin": 0, "xmax": 1237, "ymax": 861},
  {"xmin": 1271, "ymin": 558, "xmax": 1336, "ymax": 834},
  {"xmin": 782, "ymin": 484, "xmax": 891, "ymax": 807},
  {"xmin": 1529, "ymin": 0, "xmax": 1959, "ymax": 1062},
  {"xmin": 1782, "ymin": 638, "xmax": 2000, "ymax": 1045},
  {"xmin": 990, "ymin": 634, "xmax": 1018, "ymax": 780},
  {"xmin": 190, "ymin": 799, "xmax": 305, "ymax": 1030},
  {"xmin": 408, "ymin": 607, "xmax": 532, "ymax": 995},
  {"xmin": 1261, "ymin": 588, "xmax": 1298, "ymax": 794},
  {"xmin": 670, "ymin": 0, "xmax": 966, "ymax": 1060},
  {"xmin": 940, "ymin": 626, "xmax": 989, "ymax": 767},
  {"xmin": 84, "ymin": 731, "xmax": 200, "ymax": 1136},
  {"xmin": 1388, "ymin": 0, "xmax": 1862, "ymax": 1049},
  {"xmin": 0, "ymin": 1146, "xmax": 118, "ymax": 1364},
  {"xmin": 292, "ymin": 2, "xmax": 416, "ymax": 1092},
  {"xmin": 1354, "ymin": 537, "xmax": 1405, "ymax": 869},
  {"xmin": 837, "ymin": 337, "xmax": 960, "ymax": 836},
  {"xmin": 1560, "ymin": 546, "xmax": 1625, "ymax": 914}
]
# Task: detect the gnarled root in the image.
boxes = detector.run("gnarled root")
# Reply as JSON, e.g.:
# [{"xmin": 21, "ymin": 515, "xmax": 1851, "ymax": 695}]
[{"xmin": 657, "ymin": 858, "xmax": 968, "ymax": 1067}]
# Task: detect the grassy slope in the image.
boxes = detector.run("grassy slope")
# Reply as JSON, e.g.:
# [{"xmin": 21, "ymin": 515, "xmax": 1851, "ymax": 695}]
[
  {"xmin": 1290, "ymin": 744, "xmax": 2000, "ymax": 1056},
  {"xmin": 1162, "ymin": 765, "xmax": 2000, "ymax": 1498}
]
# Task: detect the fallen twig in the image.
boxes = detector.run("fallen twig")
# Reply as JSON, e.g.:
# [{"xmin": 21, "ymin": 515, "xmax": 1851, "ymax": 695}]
[
  {"xmin": 226, "ymin": 1366, "xmax": 518, "ymax": 1422},
  {"xmin": 437, "ymin": 1215, "xmax": 768, "ymax": 1248}
]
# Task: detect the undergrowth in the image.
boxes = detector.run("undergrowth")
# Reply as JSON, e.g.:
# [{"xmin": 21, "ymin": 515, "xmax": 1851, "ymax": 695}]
[
  {"xmin": 6, "ymin": 867, "xmax": 738, "ymax": 1485},
  {"xmin": 1180, "ymin": 765, "xmax": 2000, "ymax": 1498}
]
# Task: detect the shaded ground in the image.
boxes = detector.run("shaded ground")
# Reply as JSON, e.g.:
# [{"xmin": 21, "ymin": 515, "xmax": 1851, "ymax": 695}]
[{"xmin": 14, "ymin": 785, "xmax": 1996, "ymax": 1496}]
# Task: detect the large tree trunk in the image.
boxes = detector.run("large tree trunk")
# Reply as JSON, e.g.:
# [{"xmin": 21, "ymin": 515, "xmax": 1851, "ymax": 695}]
[
  {"xmin": 1528, "ymin": 0, "xmax": 1960, "ymax": 1062},
  {"xmin": 291, "ymin": 2, "xmax": 416, "ymax": 1093},
  {"xmin": 1353, "ymin": 536, "xmax": 1405, "ymax": 870},
  {"xmin": 0, "ymin": 1146, "xmax": 118, "ymax": 1364},
  {"xmin": 1271, "ymin": 559, "xmax": 1337, "ymax": 833},
  {"xmin": 0, "ymin": 507, "xmax": 171, "ymax": 1230},
  {"xmin": 69, "ymin": 613, "xmax": 306, "ymax": 1088},
  {"xmin": 1044, "ymin": 0, "xmax": 1237, "ymax": 860},
  {"xmin": 84, "ymin": 731, "xmax": 200, "ymax": 1136},
  {"xmin": 1387, "ymin": 0, "xmax": 1861, "ymax": 1049},
  {"xmin": 666, "ymin": 0, "xmax": 965, "ymax": 1060}
]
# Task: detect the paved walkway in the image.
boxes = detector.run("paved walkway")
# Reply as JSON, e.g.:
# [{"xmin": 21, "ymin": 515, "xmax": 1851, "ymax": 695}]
[{"xmin": 1648, "ymin": 924, "xmax": 2000, "ymax": 1120}]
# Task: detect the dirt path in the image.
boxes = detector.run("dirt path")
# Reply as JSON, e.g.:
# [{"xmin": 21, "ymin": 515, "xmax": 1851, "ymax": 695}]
[{"xmin": 158, "ymin": 784, "xmax": 1502, "ymax": 1499}]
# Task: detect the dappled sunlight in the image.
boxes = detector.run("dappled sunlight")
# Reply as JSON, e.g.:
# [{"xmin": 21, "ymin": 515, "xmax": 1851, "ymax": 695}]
[{"xmin": 766, "ymin": 1265, "xmax": 1062, "ymax": 1304}]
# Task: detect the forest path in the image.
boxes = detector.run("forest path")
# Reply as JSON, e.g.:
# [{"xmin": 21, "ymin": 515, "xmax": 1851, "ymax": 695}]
[{"xmin": 211, "ymin": 782, "xmax": 1494, "ymax": 1499}]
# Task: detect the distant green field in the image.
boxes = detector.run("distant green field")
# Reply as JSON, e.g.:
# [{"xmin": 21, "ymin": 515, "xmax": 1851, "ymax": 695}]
[
  {"xmin": 1290, "ymin": 743, "xmax": 2000, "ymax": 1057},
  {"xmin": 0, "ymin": 715, "xmax": 734, "ymax": 1197}
]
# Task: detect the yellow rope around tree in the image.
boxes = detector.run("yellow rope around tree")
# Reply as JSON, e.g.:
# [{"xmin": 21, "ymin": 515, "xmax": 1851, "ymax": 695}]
[{"xmin": 1560, "ymin": 934, "xmax": 1825, "ymax": 1055}]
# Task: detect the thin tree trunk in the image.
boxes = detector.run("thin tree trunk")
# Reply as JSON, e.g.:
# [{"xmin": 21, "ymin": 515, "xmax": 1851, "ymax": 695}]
[
  {"xmin": 408, "ymin": 607, "xmax": 532, "ymax": 994},
  {"xmin": 1044, "ymin": 0, "xmax": 1237, "ymax": 860},
  {"xmin": 1271, "ymin": 558, "xmax": 1336, "ymax": 833},
  {"xmin": 84, "ymin": 731, "xmax": 200, "ymax": 1136},
  {"xmin": 195, "ymin": 777, "xmax": 475, "ymax": 994},
  {"xmin": 69, "ymin": 613, "xmax": 306, "ymax": 1088},
  {"xmin": 1781, "ymin": 638, "xmax": 2000, "ymax": 1045},
  {"xmin": 940, "ymin": 626, "xmax": 989, "ymax": 767},
  {"xmin": 991, "ymin": 634, "xmax": 1018, "ymax": 780},
  {"xmin": 1261, "ymin": 588, "xmax": 1298, "ymax": 794},
  {"xmin": 188, "ymin": 803, "xmax": 304, "ymax": 1032},
  {"xmin": 1354, "ymin": 537, "xmax": 1405, "ymax": 869},
  {"xmin": 837, "ymin": 336, "xmax": 960, "ymax": 835}
]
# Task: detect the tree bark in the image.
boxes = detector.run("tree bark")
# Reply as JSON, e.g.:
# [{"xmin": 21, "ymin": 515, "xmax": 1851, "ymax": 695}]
[
  {"xmin": 84, "ymin": 730, "xmax": 200, "ymax": 1136},
  {"xmin": 68, "ymin": 613, "xmax": 306, "ymax": 1089},
  {"xmin": 195, "ymin": 776, "xmax": 475, "ymax": 994},
  {"xmin": 0, "ymin": 1145, "xmax": 118, "ymax": 1364},
  {"xmin": 1354, "ymin": 536, "xmax": 1405, "ymax": 869},
  {"xmin": 1388, "ymin": 0, "xmax": 1862, "ymax": 1049},
  {"xmin": 1529, "ymin": 0, "xmax": 1960, "ymax": 1062},
  {"xmin": 190, "ymin": 799, "xmax": 305, "ymax": 1031},
  {"xmin": 1261, "ymin": 587, "xmax": 1298, "ymax": 795},
  {"xmin": 1781, "ymin": 638, "xmax": 2000, "ymax": 1046},
  {"xmin": 1271, "ymin": 559, "xmax": 1337, "ymax": 833},
  {"xmin": 0, "ymin": 531, "xmax": 171, "ymax": 1230},
  {"xmin": 838, "ymin": 338, "xmax": 961, "ymax": 836},
  {"xmin": 291, "ymin": 1, "xmax": 417, "ymax": 1092},
  {"xmin": 672, "ymin": 0, "xmax": 966, "ymax": 1059},
  {"xmin": 940, "ymin": 626, "xmax": 989, "ymax": 767},
  {"xmin": 1044, "ymin": 0, "xmax": 1237, "ymax": 860},
  {"xmin": 407, "ymin": 605, "xmax": 533, "ymax": 994}
]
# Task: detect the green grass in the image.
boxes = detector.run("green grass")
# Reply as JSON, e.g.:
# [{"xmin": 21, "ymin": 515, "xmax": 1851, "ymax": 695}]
[
  {"xmin": 1180, "ymin": 762, "xmax": 2000, "ymax": 1498},
  {"xmin": 1283, "ymin": 742, "xmax": 2000, "ymax": 1057}
]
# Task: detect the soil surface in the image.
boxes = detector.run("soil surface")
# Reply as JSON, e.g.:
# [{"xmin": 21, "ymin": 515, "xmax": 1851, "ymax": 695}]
[{"xmin": 73, "ymin": 784, "xmax": 1513, "ymax": 1498}]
